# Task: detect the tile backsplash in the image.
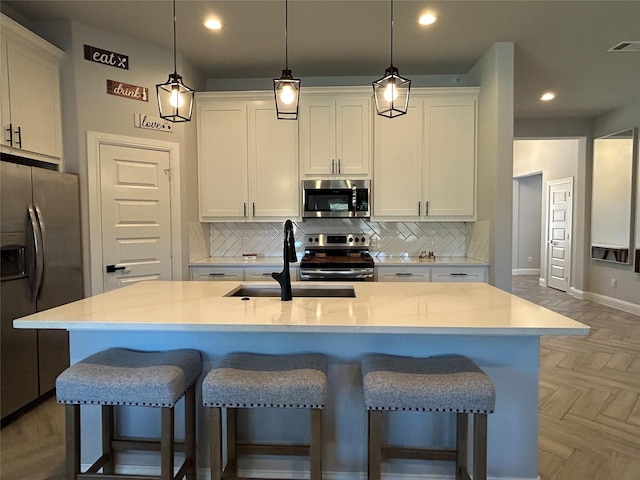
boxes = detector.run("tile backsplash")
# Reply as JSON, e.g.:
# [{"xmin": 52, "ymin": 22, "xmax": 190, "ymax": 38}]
[{"xmin": 190, "ymin": 219, "xmax": 471, "ymax": 259}]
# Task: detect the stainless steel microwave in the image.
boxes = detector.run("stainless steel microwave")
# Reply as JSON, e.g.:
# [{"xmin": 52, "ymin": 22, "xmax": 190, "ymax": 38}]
[{"xmin": 302, "ymin": 180, "xmax": 370, "ymax": 218}]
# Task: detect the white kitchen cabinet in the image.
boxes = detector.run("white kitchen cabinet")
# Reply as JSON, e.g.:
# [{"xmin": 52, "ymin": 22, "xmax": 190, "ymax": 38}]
[
  {"xmin": 375, "ymin": 263, "xmax": 487, "ymax": 282},
  {"xmin": 373, "ymin": 89, "xmax": 478, "ymax": 221},
  {"xmin": 431, "ymin": 266, "xmax": 487, "ymax": 282},
  {"xmin": 299, "ymin": 93, "xmax": 371, "ymax": 177},
  {"xmin": 198, "ymin": 101, "xmax": 248, "ymax": 219},
  {"xmin": 190, "ymin": 264, "xmax": 299, "ymax": 282},
  {"xmin": 244, "ymin": 265, "xmax": 299, "ymax": 282},
  {"xmin": 189, "ymin": 266, "xmax": 244, "ymax": 281},
  {"xmin": 0, "ymin": 14, "xmax": 64, "ymax": 164},
  {"xmin": 197, "ymin": 94, "xmax": 298, "ymax": 222},
  {"xmin": 375, "ymin": 265, "xmax": 430, "ymax": 282}
]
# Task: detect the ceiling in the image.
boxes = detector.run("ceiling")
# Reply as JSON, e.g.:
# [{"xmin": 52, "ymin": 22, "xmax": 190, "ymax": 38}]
[{"xmin": 3, "ymin": 0, "xmax": 640, "ymax": 120}]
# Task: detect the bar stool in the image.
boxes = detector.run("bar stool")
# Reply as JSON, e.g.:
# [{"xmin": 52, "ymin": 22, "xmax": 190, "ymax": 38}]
[
  {"xmin": 56, "ymin": 347, "xmax": 202, "ymax": 480},
  {"xmin": 361, "ymin": 354, "xmax": 495, "ymax": 480},
  {"xmin": 202, "ymin": 352, "xmax": 328, "ymax": 480}
]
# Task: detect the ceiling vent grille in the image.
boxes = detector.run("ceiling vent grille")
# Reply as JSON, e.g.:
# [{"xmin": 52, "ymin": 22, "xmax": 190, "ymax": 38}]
[{"xmin": 608, "ymin": 41, "xmax": 640, "ymax": 52}]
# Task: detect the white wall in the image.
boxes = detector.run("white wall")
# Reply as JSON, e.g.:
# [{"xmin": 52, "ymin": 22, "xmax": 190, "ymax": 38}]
[
  {"xmin": 468, "ymin": 42, "xmax": 515, "ymax": 291},
  {"xmin": 24, "ymin": 18, "xmax": 205, "ymax": 292},
  {"xmin": 513, "ymin": 138, "xmax": 583, "ymax": 288}
]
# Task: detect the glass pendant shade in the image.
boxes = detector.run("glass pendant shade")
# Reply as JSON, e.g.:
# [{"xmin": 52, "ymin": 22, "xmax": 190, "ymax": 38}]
[
  {"xmin": 274, "ymin": 69, "xmax": 300, "ymax": 120},
  {"xmin": 373, "ymin": 66, "xmax": 411, "ymax": 118},
  {"xmin": 156, "ymin": 73, "xmax": 195, "ymax": 122}
]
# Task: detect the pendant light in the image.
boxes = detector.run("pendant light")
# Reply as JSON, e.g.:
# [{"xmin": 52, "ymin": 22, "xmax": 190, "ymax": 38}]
[
  {"xmin": 273, "ymin": 0, "xmax": 300, "ymax": 120},
  {"xmin": 156, "ymin": 0, "xmax": 194, "ymax": 122},
  {"xmin": 373, "ymin": 0, "xmax": 411, "ymax": 118}
]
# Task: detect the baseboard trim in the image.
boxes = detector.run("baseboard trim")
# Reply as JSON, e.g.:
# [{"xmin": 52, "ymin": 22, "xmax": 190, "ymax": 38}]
[
  {"xmin": 512, "ymin": 268, "xmax": 540, "ymax": 276},
  {"xmin": 582, "ymin": 291, "xmax": 640, "ymax": 316}
]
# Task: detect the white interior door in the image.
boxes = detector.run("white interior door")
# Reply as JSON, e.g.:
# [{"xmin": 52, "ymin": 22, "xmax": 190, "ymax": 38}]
[
  {"xmin": 100, "ymin": 144, "xmax": 172, "ymax": 292},
  {"xmin": 546, "ymin": 177, "xmax": 573, "ymax": 291}
]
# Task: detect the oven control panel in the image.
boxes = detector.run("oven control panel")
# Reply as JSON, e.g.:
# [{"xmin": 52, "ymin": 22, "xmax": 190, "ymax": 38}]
[{"xmin": 304, "ymin": 233, "xmax": 370, "ymax": 249}]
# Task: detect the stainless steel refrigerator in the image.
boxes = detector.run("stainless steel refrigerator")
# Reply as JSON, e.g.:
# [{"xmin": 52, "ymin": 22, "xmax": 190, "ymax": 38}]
[{"xmin": 1, "ymin": 160, "xmax": 83, "ymax": 423}]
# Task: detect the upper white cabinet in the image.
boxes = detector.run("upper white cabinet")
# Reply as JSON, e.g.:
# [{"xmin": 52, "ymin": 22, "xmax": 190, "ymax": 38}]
[
  {"xmin": 197, "ymin": 93, "xmax": 299, "ymax": 222},
  {"xmin": 299, "ymin": 92, "xmax": 371, "ymax": 177},
  {"xmin": 373, "ymin": 89, "xmax": 478, "ymax": 221},
  {"xmin": 0, "ymin": 14, "xmax": 64, "ymax": 164}
]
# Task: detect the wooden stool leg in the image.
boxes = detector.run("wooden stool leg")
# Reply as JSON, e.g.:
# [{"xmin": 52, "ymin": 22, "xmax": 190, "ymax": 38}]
[
  {"xmin": 210, "ymin": 407, "xmax": 222, "ymax": 480},
  {"xmin": 184, "ymin": 386, "xmax": 197, "ymax": 480},
  {"xmin": 473, "ymin": 414, "xmax": 488, "ymax": 480},
  {"xmin": 309, "ymin": 409, "xmax": 322, "ymax": 480},
  {"xmin": 161, "ymin": 406, "xmax": 175, "ymax": 480},
  {"xmin": 368, "ymin": 410, "xmax": 382, "ymax": 480},
  {"xmin": 102, "ymin": 405, "xmax": 115, "ymax": 474},
  {"xmin": 65, "ymin": 404, "xmax": 81, "ymax": 478},
  {"xmin": 226, "ymin": 408, "xmax": 238, "ymax": 477},
  {"xmin": 456, "ymin": 413, "xmax": 469, "ymax": 480}
]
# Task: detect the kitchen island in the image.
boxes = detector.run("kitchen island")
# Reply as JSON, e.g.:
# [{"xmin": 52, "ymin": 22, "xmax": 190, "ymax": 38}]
[{"xmin": 15, "ymin": 281, "xmax": 589, "ymax": 480}]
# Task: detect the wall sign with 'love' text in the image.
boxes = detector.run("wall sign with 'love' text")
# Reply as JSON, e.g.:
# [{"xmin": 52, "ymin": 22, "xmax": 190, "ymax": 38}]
[
  {"xmin": 84, "ymin": 45, "xmax": 129, "ymax": 69},
  {"xmin": 107, "ymin": 80, "xmax": 148, "ymax": 102}
]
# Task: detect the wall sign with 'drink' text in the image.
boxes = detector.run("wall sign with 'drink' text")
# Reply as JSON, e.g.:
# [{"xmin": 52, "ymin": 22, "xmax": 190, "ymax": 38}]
[
  {"xmin": 107, "ymin": 80, "xmax": 148, "ymax": 102},
  {"xmin": 84, "ymin": 45, "xmax": 129, "ymax": 69}
]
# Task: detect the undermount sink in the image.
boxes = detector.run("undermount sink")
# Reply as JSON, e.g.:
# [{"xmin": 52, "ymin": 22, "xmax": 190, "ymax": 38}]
[{"xmin": 226, "ymin": 284, "xmax": 356, "ymax": 298}]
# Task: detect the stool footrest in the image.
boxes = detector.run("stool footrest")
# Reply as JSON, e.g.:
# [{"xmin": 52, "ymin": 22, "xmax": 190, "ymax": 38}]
[
  {"xmin": 237, "ymin": 442, "xmax": 310, "ymax": 457},
  {"xmin": 382, "ymin": 446, "xmax": 458, "ymax": 462},
  {"xmin": 112, "ymin": 437, "xmax": 186, "ymax": 453}
]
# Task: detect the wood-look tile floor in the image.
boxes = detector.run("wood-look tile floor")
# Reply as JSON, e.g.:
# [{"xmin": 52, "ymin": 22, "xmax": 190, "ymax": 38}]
[
  {"xmin": 1, "ymin": 276, "xmax": 638, "ymax": 480},
  {"xmin": 512, "ymin": 275, "xmax": 640, "ymax": 480}
]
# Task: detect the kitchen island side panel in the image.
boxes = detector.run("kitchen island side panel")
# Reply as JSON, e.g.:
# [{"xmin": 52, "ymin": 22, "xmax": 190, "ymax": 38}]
[{"xmin": 69, "ymin": 330, "xmax": 540, "ymax": 480}]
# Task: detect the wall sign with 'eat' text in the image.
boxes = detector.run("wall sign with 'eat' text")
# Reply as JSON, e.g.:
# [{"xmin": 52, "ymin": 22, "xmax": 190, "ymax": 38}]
[
  {"xmin": 107, "ymin": 80, "xmax": 148, "ymax": 102},
  {"xmin": 84, "ymin": 45, "xmax": 129, "ymax": 69}
]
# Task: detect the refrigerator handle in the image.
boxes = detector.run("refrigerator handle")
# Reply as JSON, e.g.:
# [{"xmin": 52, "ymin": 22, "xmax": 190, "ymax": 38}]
[{"xmin": 27, "ymin": 206, "xmax": 44, "ymax": 303}]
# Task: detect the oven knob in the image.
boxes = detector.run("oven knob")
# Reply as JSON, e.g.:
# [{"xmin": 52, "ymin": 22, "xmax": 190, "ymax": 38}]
[
  {"xmin": 361, "ymin": 237, "xmax": 366, "ymax": 243},
  {"xmin": 314, "ymin": 237, "xmax": 319, "ymax": 242},
  {"xmin": 354, "ymin": 237, "xmax": 358, "ymax": 242},
  {"xmin": 308, "ymin": 237, "xmax": 313, "ymax": 242},
  {"xmin": 348, "ymin": 237, "xmax": 353, "ymax": 242}
]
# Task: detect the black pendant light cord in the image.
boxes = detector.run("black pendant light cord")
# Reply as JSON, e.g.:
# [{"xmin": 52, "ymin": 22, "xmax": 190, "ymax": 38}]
[
  {"xmin": 284, "ymin": 0, "xmax": 289, "ymax": 70},
  {"xmin": 389, "ymin": 0, "xmax": 394, "ymax": 67},
  {"xmin": 172, "ymin": 0, "xmax": 178, "ymax": 75}
]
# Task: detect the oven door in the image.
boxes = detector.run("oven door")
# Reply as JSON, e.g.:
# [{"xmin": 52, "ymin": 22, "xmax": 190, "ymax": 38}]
[{"xmin": 299, "ymin": 267, "xmax": 374, "ymax": 281}]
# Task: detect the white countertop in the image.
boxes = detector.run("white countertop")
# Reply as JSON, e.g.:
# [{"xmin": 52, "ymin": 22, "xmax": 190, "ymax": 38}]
[
  {"xmin": 14, "ymin": 281, "xmax": 588, "ymax": 336},
  {"xmin": 189, "ymin": 256, "xmax": 489, "ymax": 267}
]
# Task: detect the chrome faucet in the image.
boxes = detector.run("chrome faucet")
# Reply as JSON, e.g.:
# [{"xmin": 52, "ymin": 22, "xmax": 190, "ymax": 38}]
[{"xmin": 272, "ymin": 219, "xmax": 297, "ymax": 301}]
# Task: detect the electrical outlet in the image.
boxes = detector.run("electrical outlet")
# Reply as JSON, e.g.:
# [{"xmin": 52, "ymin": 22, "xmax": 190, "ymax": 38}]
[
  {"xmin": 610, "ymin": 278, "xmax": 617, "ymax": 288},
  {"xmin": 527, "ymin": 256, "xmax": 533, "ymax": 263}
]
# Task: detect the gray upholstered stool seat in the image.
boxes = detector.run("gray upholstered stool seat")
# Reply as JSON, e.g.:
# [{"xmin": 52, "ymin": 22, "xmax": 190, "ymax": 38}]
[
  {"xmin": 202, "ymin": 352, "xmax": 328, "ymax": 480},
  {"xmin": 57, "ymin": 347, "xmax": 202, "ymax": 480},
  {"xmin": 361, "ymin": 354, "xmax": 496, "ymax": 480}
]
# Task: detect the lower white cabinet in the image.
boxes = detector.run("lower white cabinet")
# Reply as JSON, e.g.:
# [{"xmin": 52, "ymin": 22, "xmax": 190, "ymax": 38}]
[
  {"xmin": 190, "ymin": 265, "xmax": 299, "ymax": 282},
  {"xmin": 431, "ymin": 266, "xmax": 487, "ymax": 283},
  {"xmin": 376, "ymin": 266, "xmax": 430, "ymax": 282},
  {"xmin": 375, "ymin": 264, "xmax": 487, "ymax": 282},
  {"xmin": 190, "ymin": 266, "xmax": 243, "ymax": 281}
]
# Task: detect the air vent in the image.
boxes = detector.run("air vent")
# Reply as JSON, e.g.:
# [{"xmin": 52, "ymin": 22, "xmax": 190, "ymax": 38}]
[{"xmin": 608, "ymin": 41, "xmax": 640, "ymax": 52}]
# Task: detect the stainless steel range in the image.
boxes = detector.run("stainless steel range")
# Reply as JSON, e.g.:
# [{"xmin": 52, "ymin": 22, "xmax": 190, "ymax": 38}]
[{"xmin": 299, "ymin": 233, "xmax": 374, "ymax": 281}]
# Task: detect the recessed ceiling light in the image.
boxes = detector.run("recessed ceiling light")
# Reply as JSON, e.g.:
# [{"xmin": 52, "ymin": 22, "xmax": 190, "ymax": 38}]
[
  {"xmin": 204, "ymin": 18, "xmax": 222, "ymax": 30},
  {"xmin": 540, "ymin": 92, "xmax": 555, "ymax": 101},
  {"xmin": 418, "ymin": 13, "xmax": 437, "ymax": 26}
]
